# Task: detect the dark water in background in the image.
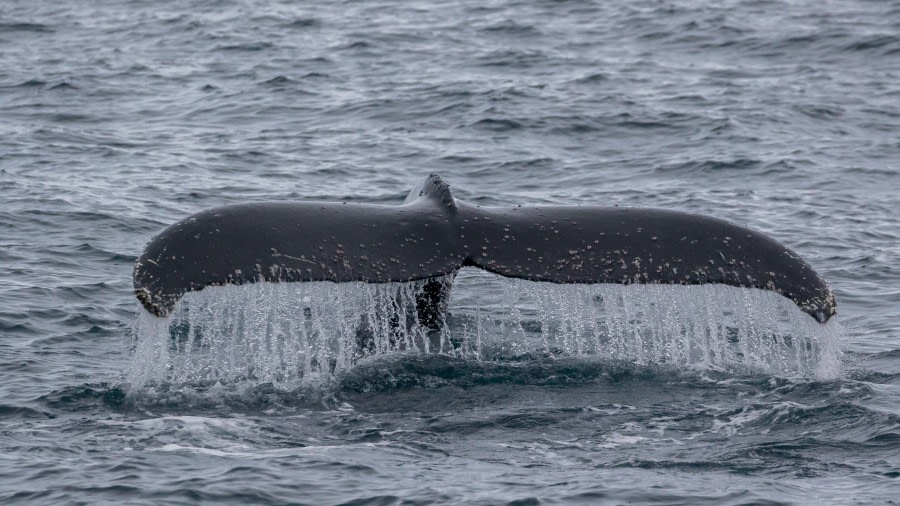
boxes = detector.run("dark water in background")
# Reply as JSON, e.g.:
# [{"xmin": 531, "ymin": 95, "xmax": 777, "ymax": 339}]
[{"xmin": 1, "ymin": 0, "xmax": 899, "ymax": 503}]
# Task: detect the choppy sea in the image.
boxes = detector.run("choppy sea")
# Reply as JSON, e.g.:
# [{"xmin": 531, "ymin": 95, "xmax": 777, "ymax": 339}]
[{"xmin": 1, "ymin": 0, "xmax": 899, "ymax": 504}]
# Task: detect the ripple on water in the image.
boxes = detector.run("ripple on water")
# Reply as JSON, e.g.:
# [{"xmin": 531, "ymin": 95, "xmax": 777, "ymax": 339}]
[{"xmin": 0, "ymin": 0, "xmax": 898, "ymax": 502}]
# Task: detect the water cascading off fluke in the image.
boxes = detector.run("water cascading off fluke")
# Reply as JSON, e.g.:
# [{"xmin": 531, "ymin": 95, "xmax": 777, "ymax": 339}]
[{"xmin": 128, "ymin": 175, "xmax": 841, "ymax": 386}]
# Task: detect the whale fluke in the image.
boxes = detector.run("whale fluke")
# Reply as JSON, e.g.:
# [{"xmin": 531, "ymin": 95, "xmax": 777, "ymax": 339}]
[{"xmin": 134, "ymin": 175, "xmax": 836, "ymax": 323}]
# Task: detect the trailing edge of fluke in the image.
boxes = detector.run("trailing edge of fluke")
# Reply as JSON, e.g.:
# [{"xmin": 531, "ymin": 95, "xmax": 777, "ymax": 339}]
[{"xmin": 134, "ymin": 175, "xmax": 836, "ymax": 323}]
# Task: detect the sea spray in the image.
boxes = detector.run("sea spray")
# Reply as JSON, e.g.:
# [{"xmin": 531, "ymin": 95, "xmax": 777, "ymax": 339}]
[{"xmin": 128, "ymin": 269, "xmax": 843, "ymax": 389}]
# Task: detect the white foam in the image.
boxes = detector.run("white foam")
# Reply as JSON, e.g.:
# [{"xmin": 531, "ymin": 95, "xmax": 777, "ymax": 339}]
[
  {"xmin": 100, "ymin": 416, "xmax": 250, "ymax": 432},
  {"xmin": 128, "ymin": 269, "xmax": 843, "ymax": 389},
  {"xmin": 152, "ymin": 441, "xmax": 393, "ymax": 459},
  {"xmin": 596, "ymin": 433, "xmax": 651, "ymax": 448}
]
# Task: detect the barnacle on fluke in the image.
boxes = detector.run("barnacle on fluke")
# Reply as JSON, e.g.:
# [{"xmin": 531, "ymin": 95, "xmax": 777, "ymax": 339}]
[{"xmin": 134, "ymin": 175, "xmax": 835, "ymax": 323}]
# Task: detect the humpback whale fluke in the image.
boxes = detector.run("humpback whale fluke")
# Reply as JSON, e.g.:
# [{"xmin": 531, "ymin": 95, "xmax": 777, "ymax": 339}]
[{"xmin": 134, "ymin": 175, "xmax": 836, "ymax": 323}]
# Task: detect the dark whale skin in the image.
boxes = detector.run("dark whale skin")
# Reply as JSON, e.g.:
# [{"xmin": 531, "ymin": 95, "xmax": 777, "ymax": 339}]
[{"xmin": 135, "ymin": 175, "xmax": 835, "ymax": 322}]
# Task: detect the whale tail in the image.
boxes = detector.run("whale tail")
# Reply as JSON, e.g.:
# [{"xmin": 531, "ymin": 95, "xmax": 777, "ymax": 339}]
[{"xmin": 134, "ymin": 175, "xmax": 835, "ymax": 323}]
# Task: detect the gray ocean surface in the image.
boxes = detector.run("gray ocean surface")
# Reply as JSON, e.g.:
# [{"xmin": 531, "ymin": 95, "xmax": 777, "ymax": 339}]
[{"xmin": 1, "ymin": 0, "xmax": 899, "ymax": 504}]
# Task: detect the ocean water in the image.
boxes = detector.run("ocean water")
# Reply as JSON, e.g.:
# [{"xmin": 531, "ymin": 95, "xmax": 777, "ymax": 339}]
[{"xmin": 1, "ymin": 0, "xmax": 898, "ymax": 503}]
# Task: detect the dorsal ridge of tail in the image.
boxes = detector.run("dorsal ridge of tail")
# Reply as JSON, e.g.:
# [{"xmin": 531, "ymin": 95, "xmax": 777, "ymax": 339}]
[{"xmin": 404, "ymin": 174, "xmax": 457, "ymax": 211}]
